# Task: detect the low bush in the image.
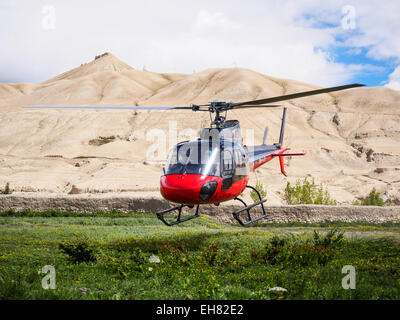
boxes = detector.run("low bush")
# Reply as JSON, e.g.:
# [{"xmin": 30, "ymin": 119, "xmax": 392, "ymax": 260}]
[
  {"xmin": 59, "ymin": 236, "xmax": 97, "ymax": 264},
  {"xmin": 255, "ymin": 229, "xmax": 343, "ymax": 267},
  {"xmin": 284, "ymin": 177, "xmax": 337, "ymax": 205},
  {"xmin": 353, "ymin": 188, "xmax": 384, "ymax": 206},
  {"xmin": 98, "ymin": 247, "xmax": 148, "ymax": 278},
  {"xmin": 312, "ymin": 228, "xmax": 344, "ymax": 248},
  {"xmin": 0, "ymin": 182, "xmax": 11, "ymax": 195},
  {"xmin": 250, "ymin": 182, "xmax": 267, "ymax": 203}
]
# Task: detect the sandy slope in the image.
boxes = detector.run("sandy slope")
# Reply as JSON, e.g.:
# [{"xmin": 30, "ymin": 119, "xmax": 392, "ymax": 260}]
[{"xmin": 0, "ymin": 53, "xmax": 399, "ymax": 204}]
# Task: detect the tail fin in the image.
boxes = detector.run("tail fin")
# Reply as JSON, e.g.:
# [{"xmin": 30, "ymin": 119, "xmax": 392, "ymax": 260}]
[{"xmin": 279, "ymin": 107, "xmax": 287, "ymax": 147}]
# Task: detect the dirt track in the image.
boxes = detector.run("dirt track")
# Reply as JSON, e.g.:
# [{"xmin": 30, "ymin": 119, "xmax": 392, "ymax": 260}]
[{"xmin": 1, "ymin": 193, "xmax": 399, "ymax": 224}]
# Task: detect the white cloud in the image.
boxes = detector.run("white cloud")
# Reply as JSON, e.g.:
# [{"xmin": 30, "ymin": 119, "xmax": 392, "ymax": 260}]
[
  {"xmin": 194, "ymin": 10, "xmax": 240, "ymax": 34},
  {"xmin": 0, "ymin": 0, "xmax": 399, "ymax": 86},
  {"xmin": 294, "ymin": 0, "xmax": 400, "ymax": 62},
  {"xmin": 386, "ymin": 66, "xmax": 400, "ymax": 90},
  {"xmin": 148, "ymin": 32, "xmax": 363, "ymax": 86}
]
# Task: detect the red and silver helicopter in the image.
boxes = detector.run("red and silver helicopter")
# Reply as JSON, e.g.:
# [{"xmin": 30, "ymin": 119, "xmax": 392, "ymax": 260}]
[{"xmin": 25, "ymin": 83, "xmax": 364, "ymax": 226}]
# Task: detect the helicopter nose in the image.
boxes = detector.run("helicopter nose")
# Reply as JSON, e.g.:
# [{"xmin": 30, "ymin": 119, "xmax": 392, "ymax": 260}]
[{"xmin": 160, "ymin": 174, "xmax": 218, "ymax": 204}]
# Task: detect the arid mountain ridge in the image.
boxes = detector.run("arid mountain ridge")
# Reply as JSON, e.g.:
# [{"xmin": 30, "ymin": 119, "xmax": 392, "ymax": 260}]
[{"xmin": 0, "ymin": 52, "xmax": 399, "ymax": 204}]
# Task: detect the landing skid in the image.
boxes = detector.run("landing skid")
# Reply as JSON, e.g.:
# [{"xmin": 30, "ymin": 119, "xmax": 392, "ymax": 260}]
[
  {"xmin": 232, "ymin": 185, "xmax": 268, "ymax": 226},
  {"xmin": 156, "ymin": 185, "xmax": 268, "ymax": 227},
  {"xmin": 156, "ymin": 204, "xmax": 200, "ymax": 226}
]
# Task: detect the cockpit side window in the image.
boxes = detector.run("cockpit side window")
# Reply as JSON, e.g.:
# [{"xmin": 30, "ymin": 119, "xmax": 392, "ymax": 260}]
[
  {"xmin": 232, "ymin": 147, "xmax": 249, "ymax": 182},
  {"xmin": 222, "ymin": 150, "xmax": 234, "ymax": 177}
]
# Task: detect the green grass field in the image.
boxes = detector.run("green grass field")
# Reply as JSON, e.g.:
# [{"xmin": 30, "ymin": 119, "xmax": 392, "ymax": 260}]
[{"xmin": 0, "ymin": 211, "xmax": 399, "ymax": 300}]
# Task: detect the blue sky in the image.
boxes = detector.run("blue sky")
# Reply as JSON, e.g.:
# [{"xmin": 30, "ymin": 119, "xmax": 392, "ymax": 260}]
[
  {"xmin": 1, "ymin": 0, "xmax": 399, "ymax": 89},
  {"xmin": 312, "ymin": 27, "xmax": 398, "ymax": 87},
  {"xmin": 331, "ymin": 47, "xmax": 396, "ymax": 87},
  {"xmin": 293, "ymin": 2, "xmax": 400, "ymax": 88}
]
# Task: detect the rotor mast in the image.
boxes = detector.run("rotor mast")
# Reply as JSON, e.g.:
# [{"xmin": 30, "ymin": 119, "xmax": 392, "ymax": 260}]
[{"xmin": 208, "ymin": 100, "xmax": 229, "ymax": 128}]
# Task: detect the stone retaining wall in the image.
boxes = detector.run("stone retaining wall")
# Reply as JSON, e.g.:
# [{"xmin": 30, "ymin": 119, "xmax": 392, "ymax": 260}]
[{"xmin": 1, "ymin": 194, "xmax": 399, "ymax": 224}]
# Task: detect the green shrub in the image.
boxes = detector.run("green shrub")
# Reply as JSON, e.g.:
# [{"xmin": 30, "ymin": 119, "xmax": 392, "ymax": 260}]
[
  {"xmin": 59, "ymin": 236, "xmax": 97, "ymax": 263},
  {"xmin": 257, "ymin": 235, "xmax": 292, "ymax": 265},
  {"xmin": 257, "ymin": 233, "xmax": 340, "ymax": 267},
  {"xmin": 202, "ymin": 244, "xmax": 220, "ymax": 266},
  {"xmin": 1, "ymin": 183, "xmax": 11, "ymax": 195},
  {"xmin": 99, "ymin": 247, "xmax": 147, "ymax": 278},
  {"xmin": 259, "ymin": 231, "xmax": 343, "ymax": 267},
  {"xmin": 287, "ymin": 243, "xmax": 336, "ymax": 267},
  {"xmin": 312, "ymin": 228, "xmax": 344, "ymax": 248},
  {"xmin": 353, "ymin": 188, "xmax": 384, "ymax": 206},
  {"xmin": 284, "ymin": 177, "xmax": 337, "ymax": 205},
  {"xmin": 261, "ymin": 242, "xmax": 285, "ymax": 265},
  {"xmin": 250, "ymin": 182, "xmax": 267, "ymax": 203}
]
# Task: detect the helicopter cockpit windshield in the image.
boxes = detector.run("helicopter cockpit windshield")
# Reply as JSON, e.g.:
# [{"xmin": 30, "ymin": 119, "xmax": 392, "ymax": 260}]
[{"xmin": 165, "ymin": 141, "xmax": 220, "ymax": 177}]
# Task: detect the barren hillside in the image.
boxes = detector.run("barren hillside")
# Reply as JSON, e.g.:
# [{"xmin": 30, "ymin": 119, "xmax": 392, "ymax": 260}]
[{"xmin": 0, "ymin": 52, "xmax": 399, "ymax": 204}]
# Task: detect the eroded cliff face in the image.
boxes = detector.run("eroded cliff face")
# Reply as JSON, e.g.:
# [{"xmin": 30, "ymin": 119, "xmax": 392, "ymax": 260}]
[{"xmin": 1, "ymin": 53, "xmax": 399, "ymax": 204}]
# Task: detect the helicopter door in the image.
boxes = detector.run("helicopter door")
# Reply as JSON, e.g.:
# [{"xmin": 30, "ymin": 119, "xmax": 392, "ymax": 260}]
[{"xmin": 221, "ymin": 149, "xmax": 234, "ymax": 191}]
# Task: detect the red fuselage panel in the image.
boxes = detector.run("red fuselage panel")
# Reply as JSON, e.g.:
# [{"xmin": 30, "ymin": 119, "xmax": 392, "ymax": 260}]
[{"xmin": 160, "ymin": 174, "xmax": 248, "ymax": 205}]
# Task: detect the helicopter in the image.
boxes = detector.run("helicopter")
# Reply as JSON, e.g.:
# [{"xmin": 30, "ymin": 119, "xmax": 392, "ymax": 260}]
[{"xmin": 24, "ymin": 83, "xmax": 364, "ymax": 226}]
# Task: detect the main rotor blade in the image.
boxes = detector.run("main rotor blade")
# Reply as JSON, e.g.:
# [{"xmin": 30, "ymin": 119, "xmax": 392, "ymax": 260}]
[
  {"xmin": 231, "ymin": 104, "xmax": 282, "ymax": 109},
  {"xmin": 232, "ymin": 83, "xmax": 365, "ymax": 107},
  {"xmin": 22, "ymin": 105, "xmax": 193, "ymax": 110}
]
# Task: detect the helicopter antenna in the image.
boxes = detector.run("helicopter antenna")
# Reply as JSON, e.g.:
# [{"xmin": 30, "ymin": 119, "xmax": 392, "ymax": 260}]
[{"xmin": 262, "ymin": 127, "xmax": 269, "ymax": 145}]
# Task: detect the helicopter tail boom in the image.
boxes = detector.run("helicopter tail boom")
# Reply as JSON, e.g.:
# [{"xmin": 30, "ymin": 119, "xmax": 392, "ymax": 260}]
[{"xmin": 247, "ymin": 107, "xmax": 305, "ymax": 174}]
